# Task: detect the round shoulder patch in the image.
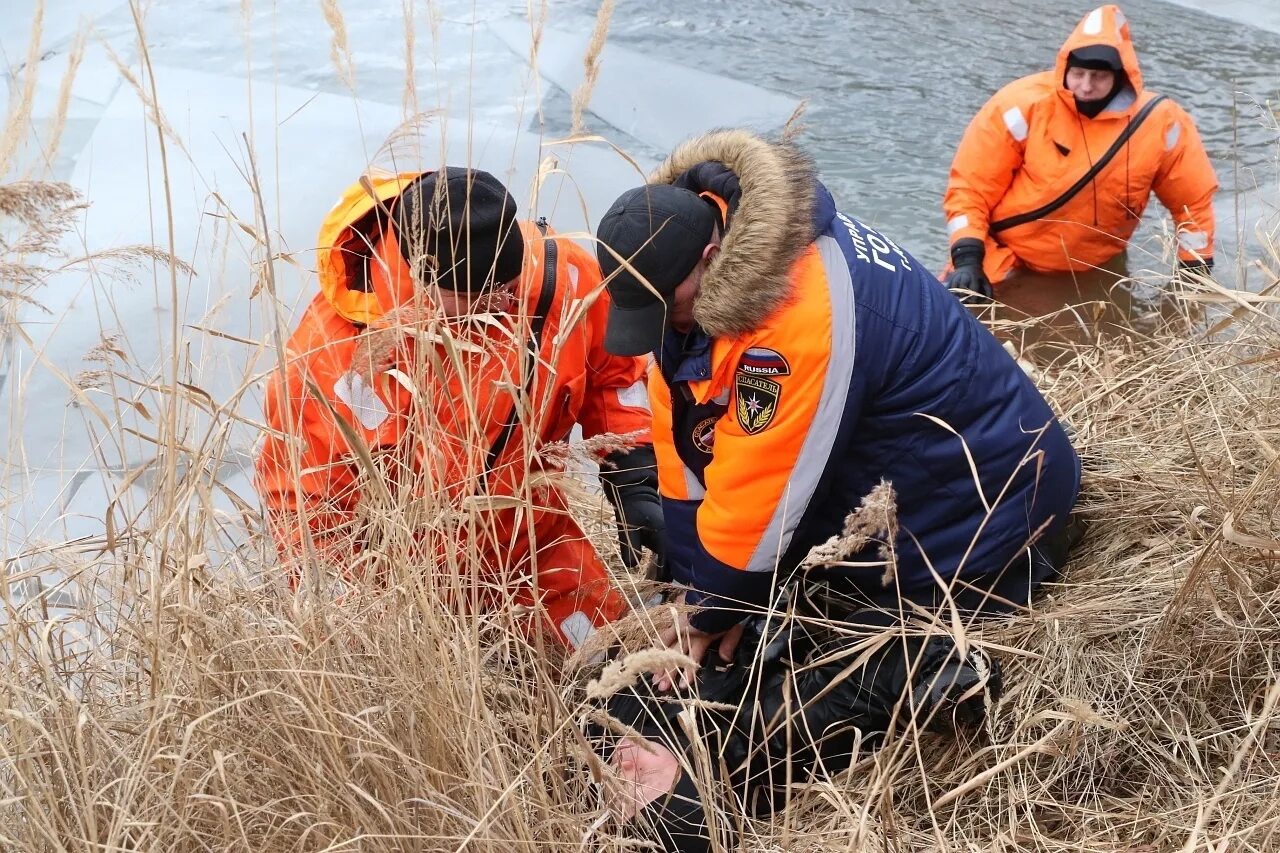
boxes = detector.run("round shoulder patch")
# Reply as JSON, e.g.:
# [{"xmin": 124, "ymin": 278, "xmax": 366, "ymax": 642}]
[{"xmin": 692, "ymin": 415, "xmax": 719, "ymax": 454}]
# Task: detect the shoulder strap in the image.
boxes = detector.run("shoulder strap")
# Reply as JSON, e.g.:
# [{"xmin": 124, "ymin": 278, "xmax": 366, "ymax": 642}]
[
  {"xmin": 990, "ymin": 94, "xmax": 1168, "ymax": 235},
  {"xmin": 484, "ymin": 218, "xmax": 557, "ymax": 478}
]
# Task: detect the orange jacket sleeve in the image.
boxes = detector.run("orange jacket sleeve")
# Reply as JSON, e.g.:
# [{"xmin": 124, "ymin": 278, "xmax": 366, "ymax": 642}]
[
  {"xmin": 1151, "ymin": 101, "xmax": 1218, "ymax": 263},
  {"xmin": 943, "ymin": 85, "xmax": 1033, "ymax": 247},
  {"xmin": 563, "ymin": 238, "xmax": 652, "ymax": 441},
  {"xmin": 254, "ymin": 347, "xmax": 367, "ymax": 580}
]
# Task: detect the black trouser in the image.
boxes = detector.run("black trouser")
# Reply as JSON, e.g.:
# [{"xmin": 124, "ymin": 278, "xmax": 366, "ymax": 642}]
[
  {"xmin": 596, "ymin": 516, "xmax": 1084, "ymax": 849},
  {"xmin": 808, "ymin": 513, "xmax": 1083, "ymax": 620},
  {"xmin": 596, "ymin": 610, "xmax": 962, "ymax": 850}
]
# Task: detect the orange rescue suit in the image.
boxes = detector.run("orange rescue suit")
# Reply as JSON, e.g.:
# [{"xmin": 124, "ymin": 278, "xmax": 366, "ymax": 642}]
[
  {"xmin": 943, "ymin": 4, "xmax": 1217, "ymax": 282},
  {"xmin": 254, "ymin": 172, "xmax": 650, "ymax": 645}
]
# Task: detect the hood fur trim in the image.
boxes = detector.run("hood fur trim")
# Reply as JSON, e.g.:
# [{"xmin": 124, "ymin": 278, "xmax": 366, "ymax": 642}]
[{"xmin": 649, "ymin": 130, "xmax": 817, "ymax": 337}]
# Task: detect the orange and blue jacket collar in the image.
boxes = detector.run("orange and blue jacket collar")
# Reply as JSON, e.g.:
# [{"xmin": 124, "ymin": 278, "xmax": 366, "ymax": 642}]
[{"xmin": 660, "ymin": 325, "xmax": 713, "ymax": 385}]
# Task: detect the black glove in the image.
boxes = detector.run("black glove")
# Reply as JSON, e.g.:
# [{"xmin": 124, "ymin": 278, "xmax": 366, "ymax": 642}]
[
  {"xmin": 946, "ymin": 237, "xmax": 993, "ymax": 305},
  {"xmin": 1175, "ymin": 257, "xmax": 1213, "ymax": 283},
  {"xmin": 672, "ymin": 161, "xmax": 741, "ymax": 221},
  {"xmin": 599, "ymin": 445, "xmax": 667, "ymax": 580}
]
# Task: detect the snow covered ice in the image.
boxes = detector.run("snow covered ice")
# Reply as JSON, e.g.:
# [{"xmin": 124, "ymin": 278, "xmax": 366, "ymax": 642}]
[{"xmin": 0, "ymin": 2, "xmax": 801, "ymax": 611}]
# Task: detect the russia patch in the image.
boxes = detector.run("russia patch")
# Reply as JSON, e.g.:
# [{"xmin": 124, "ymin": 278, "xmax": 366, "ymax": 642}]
[{"xmin": 737, "ymin": 347, "xmax": 791, "ymax": 377}]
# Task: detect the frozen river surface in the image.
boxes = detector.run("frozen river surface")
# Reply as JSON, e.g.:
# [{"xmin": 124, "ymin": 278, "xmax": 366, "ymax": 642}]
[{"xmin": 1, "ymin": 0, "xmax": 1277, "ymax": 600}]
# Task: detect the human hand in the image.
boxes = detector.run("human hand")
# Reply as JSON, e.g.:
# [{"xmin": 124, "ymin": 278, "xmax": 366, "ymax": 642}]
[
  {"xmin": 946, "ymin": 237, "xmax": 993, "ymax": 305},
  {"xmin": 608, "ymin": 737, "xmax": 682, "ymax": 821},
  {"xmin": 601, "ymin": 446, "xmax": 668, "ymax": 580},
  {"xmin": 653, "ymin": 601, "xmax": 745, "ymax": 692}
]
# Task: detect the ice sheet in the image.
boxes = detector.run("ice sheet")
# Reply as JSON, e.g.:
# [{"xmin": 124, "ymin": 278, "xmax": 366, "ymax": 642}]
[
  {"xmin": 1157, "ymin": 0, "xmax": 1280, "ymax": 35},
  {"xmin": 489, "ymin": 18, "xmax": 800, "ymax": 154}
]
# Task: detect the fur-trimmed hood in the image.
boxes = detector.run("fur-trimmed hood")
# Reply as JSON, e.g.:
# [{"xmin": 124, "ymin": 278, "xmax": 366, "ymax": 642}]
[{"xmin": 648, "ymin": 130, "xmax": 817, "ymax": 338}]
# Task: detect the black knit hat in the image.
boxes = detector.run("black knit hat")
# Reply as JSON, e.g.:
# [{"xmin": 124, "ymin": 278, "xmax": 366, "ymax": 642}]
[
  {"xmin": 394, "ymin": 167, "xmax": 525, "ymax": 292},
  {"xmin": 595, "ymin": 184, "xmax": 718, "ymax": 356},
  {"xmin": 1067, "ymin": 44, "xmax": 1123, "ymax": 72}
]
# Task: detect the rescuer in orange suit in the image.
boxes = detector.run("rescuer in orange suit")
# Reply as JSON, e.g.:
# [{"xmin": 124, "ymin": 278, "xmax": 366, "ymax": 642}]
[
  {"xmin": 254, "ymin": 167, "xmax": 663, "ymax": 647},
  {"xmin": 943, "ymin": 4, "xmax": 1218, "ymax": 302}
]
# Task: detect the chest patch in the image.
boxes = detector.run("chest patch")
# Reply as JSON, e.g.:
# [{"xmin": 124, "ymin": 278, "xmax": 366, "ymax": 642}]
[
  {"xmin": 737, "ymin": 346, "xmax": 791, "ymax": 377},
  {"xmin": 735, "ymin": 374, "xmax": 781, "ymax": 435},
  {"xmin": 691, "ymin": 415, "xmax": 719, "ymax": 454}
]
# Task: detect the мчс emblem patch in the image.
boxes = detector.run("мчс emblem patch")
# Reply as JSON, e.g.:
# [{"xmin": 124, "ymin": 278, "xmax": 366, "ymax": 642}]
[
  {"xmin": 692, "ymin": 416, "xmax": 718, "ymax": 454},
  {"xmin": 737, "ymin": 346, "xmax": 791, "ymax": 377},
  {"xmin": 735, "ymin": 373, "xmax": 781, "ymax": 435}
]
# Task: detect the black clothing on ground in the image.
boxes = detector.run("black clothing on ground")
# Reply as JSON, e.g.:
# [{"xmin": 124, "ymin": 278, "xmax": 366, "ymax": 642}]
[{"xmin": 595, "ymin": 516, "xmax": 1084, "ymax": 851}]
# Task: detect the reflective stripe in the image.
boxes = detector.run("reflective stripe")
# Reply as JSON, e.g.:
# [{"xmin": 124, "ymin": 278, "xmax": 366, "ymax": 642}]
[
  {"xmin": 333, "ymin": 371, "xmax": 390, "ymax": 430},
  {"xmin": 1178, "ymin": 230, "xmax": 1209, "ymax": 251},
  {"xmin": 683, "ymin": 466, "xmax": 707, "ymax": 501},
  {"xmin": 947, "ymin": 214, "xmax": 970, "ymax": 236},
  {"xmin": 1082, "ymin": 7, "xmax": 1104, "ymax": 35},
  {"xmin": 1165, "ymin": 122, "xmax": 1181, "ymax": 151},
  {"xmin": 559, "ymin": 611, "xmax": 594, "ymax": 648},
  {"xmin": 1002, "ymin": 107, "xmax": 1029, "ymax": 143},
  {"xmin": 744, "ymin": 235, "xmax": 855, "ymax": 573},
  {"xmin": 616, "ymin": 379, "xmax": 650, "ymax": 411},
  {"xmin": 1114, "ymin": 9, "xmax": 1127, "ymax": 32}
]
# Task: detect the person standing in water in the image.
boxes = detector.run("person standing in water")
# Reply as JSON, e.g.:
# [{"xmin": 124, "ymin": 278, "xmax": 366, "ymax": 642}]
[{"xmin": 942, "ymin": 4, "xmax": 1218, "ymax": 302}]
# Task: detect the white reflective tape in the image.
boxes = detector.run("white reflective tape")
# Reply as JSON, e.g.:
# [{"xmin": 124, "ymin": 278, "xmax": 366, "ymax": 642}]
[
  {"xmin": 1002, "ymin": 106, "xmax": 1029, "ymax": 143},
  {"xmin": 683, "ymin": 466, "xmax": 707, "ymax": 501},
  {"xmin": 616, "ymin": 379, "xmax": 650, "ymax": 411},
  {"xmin": 743, "ymin": 235, "xmax": 856, "ymax": 574},
  {"xmin": 1083, "ymin": 7, "xmax": 1104, "ymax": 35},
  {"xmin": 1178, "ymin": 230, "xmax": 1209, "ymax": 251},
  {"xmin": 947, "ymin": 214, "xmax": 970, "ymax": 236},
  {"xmin": 333, "ymin": 371, "xmax": 390, "ymax": 430},
  {"xmin": 1164, "ymin": 122, "xmax": 1181, "ymax": 151},
  {"xmin": 1114, "ymin": 9, "xmax": 1127, "ymax": 33},
  {"xmin": 559, "ymin": 611, "xmax": 594, "ymax": 648}
]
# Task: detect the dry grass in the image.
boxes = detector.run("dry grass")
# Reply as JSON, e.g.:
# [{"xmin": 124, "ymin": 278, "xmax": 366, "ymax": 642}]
[
  {"xmin": 3, "ymin": 3, "xmax": 1280, "ymax": 851},
  {"xmin": 5, "ymin": 210, "xmax": 1278, "ymax": 853},
  {"xmin": 570, "ymin": 0, "xmax": 615, "ymax": 136},
  {"xmin": 3, "ymin": 243, "xmax": 1278, "ymax": 852}
]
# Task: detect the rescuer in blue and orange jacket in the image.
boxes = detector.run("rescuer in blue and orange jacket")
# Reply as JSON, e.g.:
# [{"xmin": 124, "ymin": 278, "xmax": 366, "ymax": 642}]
[
  {"xmin": 595, "ymin": 129, "xmax": 1081, "ymax": 671},
  {"xmin": 255, "ymin": 167, "xmax": 662, "ymax": 647},
  {"xmin": 593, "ymin": 131, "xmax": 1084, "ymax": 849}
]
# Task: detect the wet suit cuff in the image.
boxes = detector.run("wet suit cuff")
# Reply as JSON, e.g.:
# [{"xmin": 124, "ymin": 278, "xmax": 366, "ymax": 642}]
[
  {"xmin": 685, "ymin": 594, "xmax": 755, "ymax": 634},
  {"xmin": 949, "ymin": 237, "xmax": 985, "ymax": 269},
  {"xmin": 636, "ymin": 768, "xmax": 717, "ymax": 853}
]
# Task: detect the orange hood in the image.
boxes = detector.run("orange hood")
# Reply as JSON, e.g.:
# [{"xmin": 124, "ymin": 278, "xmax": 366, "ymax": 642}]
[
  {"xmin": 316, "ymin": 171, "xmax": 422, "ymax": 326},
  {"xmin": 1054, "ymin": 5, "xmax": 1145, "ymax": 114}
]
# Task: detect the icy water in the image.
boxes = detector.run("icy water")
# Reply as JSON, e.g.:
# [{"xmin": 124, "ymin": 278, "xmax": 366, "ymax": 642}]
[
  {"xmin": 563, "ymin": 0, "xmax": 1280, "ymax": 271},
  {"xmin": 1, "ymin": 0, "xmax": 1278, "ymax": 579}
]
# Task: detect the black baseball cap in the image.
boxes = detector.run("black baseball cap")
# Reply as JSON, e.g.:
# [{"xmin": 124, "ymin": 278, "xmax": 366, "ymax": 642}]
[{"xmin": 596, "ymin": 184, "xmax": 718, "ymax": 356}]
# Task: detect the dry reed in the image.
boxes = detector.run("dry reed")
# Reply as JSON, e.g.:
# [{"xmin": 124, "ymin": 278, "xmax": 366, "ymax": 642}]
[
  {"xmin": 2, "ymin": 5, "xmax": 1279, "ymax": 852},
  {"xmin": 570, "ymin": 0, "xmax": 615, "ymax": 137},
  {"xmin": 4, "ymin": 202, "xmax": 1277, "ymax": 853}
]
